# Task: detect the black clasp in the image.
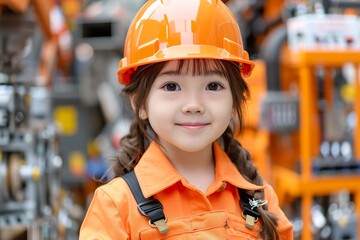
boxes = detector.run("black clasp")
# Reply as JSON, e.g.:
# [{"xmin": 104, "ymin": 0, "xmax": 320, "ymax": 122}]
[{"xmin": 137, "ymin": 199, "xmax": 169, "ymax": 234}]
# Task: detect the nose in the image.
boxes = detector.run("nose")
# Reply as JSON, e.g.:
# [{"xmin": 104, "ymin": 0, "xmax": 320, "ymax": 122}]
[{"xmin": 181, "ymin": 92, "xmax": 205, "ymax": 114}]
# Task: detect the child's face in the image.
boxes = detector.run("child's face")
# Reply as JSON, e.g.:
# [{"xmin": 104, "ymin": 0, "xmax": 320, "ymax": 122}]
[{"xmin": 141, "ymin": 60, "xmax": 233, "ymax": 153}]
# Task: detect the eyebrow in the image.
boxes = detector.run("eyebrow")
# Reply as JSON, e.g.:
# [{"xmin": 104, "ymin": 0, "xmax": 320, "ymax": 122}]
[{"xmin": 158, "ymin": 70, "xmax": 225, "ymax": 77}]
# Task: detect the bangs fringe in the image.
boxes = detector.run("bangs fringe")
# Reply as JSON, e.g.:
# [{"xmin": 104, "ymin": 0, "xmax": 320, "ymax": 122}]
[{"xmin": 174, "ymin": 59, "xmax": 233, "ymax": 78}]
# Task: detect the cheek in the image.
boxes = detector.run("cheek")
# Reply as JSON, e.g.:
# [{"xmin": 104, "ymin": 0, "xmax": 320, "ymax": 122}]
[
  {"xmin": 220, "ymin": 108, "xmax": 233, "ymax": 123},
  {"xmin": 223, "ymin": 101, "xmax": 234, "ymax": 124},
  {"xmin": 209, "ymin": 101, "xmax": 233, "ymax": 127},
  {"xmin": 213, "ymin": 96, "xmax": 233, "ymax": 117},
  {"xmin": 145, "ymin": 97, "xmax": 171, "ymax": 122}
]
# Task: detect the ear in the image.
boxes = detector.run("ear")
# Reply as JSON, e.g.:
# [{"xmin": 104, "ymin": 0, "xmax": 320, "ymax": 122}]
[
  {"xmin": 129, "ymin": 95, "xmax": 136, "ymax": 112},
  {"xmin": 130, "ymin": 95, "xmax": 148, "ymax": 120},
  {"xmin": 139, "ymin": 107, "xmax": 148, "ymax": 120}
]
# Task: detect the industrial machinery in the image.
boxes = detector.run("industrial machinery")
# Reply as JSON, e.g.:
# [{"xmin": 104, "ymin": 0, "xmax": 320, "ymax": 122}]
[
  {"xmin": 236, "ymin": 0, "xmax": 360, "ymax": 239},
  {"xmin": 0, "ymin": 0, "xmax": 79, "ymax": 239},
  {"xmin": 64, "ymin": 0, "xmax": 145, "ymax": 195}
]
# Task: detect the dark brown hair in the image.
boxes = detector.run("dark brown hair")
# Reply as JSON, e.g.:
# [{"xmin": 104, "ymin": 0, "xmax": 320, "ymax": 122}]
[{"xmin": 113, "ymin": 59, "xmax": 278, "ymax": 239}]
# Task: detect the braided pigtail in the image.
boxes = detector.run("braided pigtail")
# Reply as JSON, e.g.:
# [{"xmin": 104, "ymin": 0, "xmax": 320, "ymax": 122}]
[
  {"xmin": 112, "ymin": 62, "xmax": 167, "ymax": 177},
  {"xmin": 112, "ymin": 118, "xmax": 147, "ymax": 177},
  {"xmin": 223, "ymin": 127, "xmax": 279, "ymax": 240}
]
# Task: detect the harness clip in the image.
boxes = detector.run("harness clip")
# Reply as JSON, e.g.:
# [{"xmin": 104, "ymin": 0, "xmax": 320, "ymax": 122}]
[{"xmin": 149, "ymin": 218, "xmax": 169, "ymax": 234}]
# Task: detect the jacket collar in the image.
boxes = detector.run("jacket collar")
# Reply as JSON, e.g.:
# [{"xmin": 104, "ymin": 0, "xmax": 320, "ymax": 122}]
[{"xmin": 135, "ymin": 141, "xmax": 265, "ymax": 198}]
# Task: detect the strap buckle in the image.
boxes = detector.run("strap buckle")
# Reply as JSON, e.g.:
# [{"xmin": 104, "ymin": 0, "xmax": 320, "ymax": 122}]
[
  {"xmin": 149, "ymin": 218, "xmax": 169, "ymax": 234},
  {"xmin": 242, "ymin": 211, "xmax": 258, "ymax": 229},
  {"xmin": 138, "ymin": 199, "xmax": 169, "ymax": 234},
  {"xmin": 239, "ymin": 190, "xmax": 265, "ymax": 229},
  {"xmin": 137, "ymin": 199, "xmax": 163, "ymax": 217},
  {"xmin": 122, "ymin": 171, "xmax": 169, "ymax": 234}
]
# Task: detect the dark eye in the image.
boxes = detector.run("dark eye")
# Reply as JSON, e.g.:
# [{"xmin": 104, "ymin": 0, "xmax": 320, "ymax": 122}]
[
  {"xmin": 206, "ymin": 82, "xmax": 224, "ymax": 91},
  {"xmin": 163, "ymin": 83, "xmax": 180, "ymax": 91}
]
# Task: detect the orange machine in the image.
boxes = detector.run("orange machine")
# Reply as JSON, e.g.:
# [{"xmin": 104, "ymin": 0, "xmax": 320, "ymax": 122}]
[
  {"xmin": 0, "ymin": 0, "xmax": 72, "ymax": 84},
  {"xmin": 0, "ymin": 1, "xmax": 74, "ymax": 239},
  {"xmin": 276, "ymin": 48, "xmax": 360, "ymax": 240},
  {"xmin": 238, "ymin": 39, "xmax": 360, "ymax": 240},
  {"xmin": 236, "ymin": 1, "xmax": 360, "ymax": 240}
]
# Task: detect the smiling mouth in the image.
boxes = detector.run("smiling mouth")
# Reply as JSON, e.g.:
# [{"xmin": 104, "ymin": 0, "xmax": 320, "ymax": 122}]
[{"xmin": 176, "ymin": 123, "xmax": 210, "ymax": 130}]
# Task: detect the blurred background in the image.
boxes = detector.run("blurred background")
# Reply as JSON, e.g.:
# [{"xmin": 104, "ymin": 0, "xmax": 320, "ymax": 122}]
[{"xmin": 0, "ymin": 0, "xmax": 360, "ymax": 239}]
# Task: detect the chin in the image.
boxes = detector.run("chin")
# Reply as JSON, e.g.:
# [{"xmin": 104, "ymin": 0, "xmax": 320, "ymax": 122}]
[{"xmin": 173, "ymin": 141, "xmax": 213, "ymax": 153}]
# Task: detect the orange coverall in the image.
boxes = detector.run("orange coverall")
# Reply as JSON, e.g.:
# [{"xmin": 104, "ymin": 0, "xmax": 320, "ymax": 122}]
[{"xmin": 80, "ymin": 142, "xmax": 293, "ymax": 239}]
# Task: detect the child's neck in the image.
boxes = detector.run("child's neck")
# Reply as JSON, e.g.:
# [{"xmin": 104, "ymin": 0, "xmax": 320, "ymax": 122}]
[{"xmin": 161, "ymin": 144, "xmax": 215, "ymax": 193}]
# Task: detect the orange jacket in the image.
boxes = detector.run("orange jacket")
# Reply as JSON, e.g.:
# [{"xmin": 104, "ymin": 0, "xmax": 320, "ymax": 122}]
[{"xmin": 80, "ymin": 142, "xmax": 293, "ymax": 239}]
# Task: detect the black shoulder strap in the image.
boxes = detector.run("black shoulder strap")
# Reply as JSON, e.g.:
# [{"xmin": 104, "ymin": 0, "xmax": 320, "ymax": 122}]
[
  {"xmin": 122, "ymin": 171, "xmax": 169, "ymax": 234},
  {"xmin": 238, "ymin": 189, "xmax": 261, "ymax": 229}
]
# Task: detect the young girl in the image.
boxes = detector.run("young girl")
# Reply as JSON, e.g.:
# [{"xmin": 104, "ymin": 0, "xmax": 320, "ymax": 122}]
[{"xmin": 79, "ymin": 0, "xmax": 293, "ymax": 239}]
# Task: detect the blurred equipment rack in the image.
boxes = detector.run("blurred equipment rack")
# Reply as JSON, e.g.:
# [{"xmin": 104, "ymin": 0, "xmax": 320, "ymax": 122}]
[
  {"xmin": 0, "ymin": 0, "xmax": 77, "ymax": 239},
  {"xmin": 274, "ymin": 49, "xmax": 360, "ymax": 240}
]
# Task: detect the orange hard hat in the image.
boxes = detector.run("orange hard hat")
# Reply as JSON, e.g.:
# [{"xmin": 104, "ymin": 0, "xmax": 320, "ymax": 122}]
[{"xmin": 117, "ymin": 0, "xmax": 255, "ymax": 85}]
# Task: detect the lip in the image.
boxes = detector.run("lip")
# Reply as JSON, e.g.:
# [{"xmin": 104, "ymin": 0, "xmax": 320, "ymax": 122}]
[{"xmin": 175, "ymin": 122, "xmax": 210, "ymax": 130}]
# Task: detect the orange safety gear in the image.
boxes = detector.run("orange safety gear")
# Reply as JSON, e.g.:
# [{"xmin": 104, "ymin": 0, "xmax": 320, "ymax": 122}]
[
  {"xmin": 117, "ymin": 0, "xmax": 255, "ymax": 85},
  {"xmin": 79, "ymin": 142, "xmax": 293, "ymax": 239}
]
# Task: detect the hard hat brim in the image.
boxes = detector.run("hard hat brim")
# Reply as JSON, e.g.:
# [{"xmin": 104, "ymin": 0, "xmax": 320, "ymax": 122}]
[{"xmin": 118, "ymin": 45, "xmax": 255, "ymax": 85}]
